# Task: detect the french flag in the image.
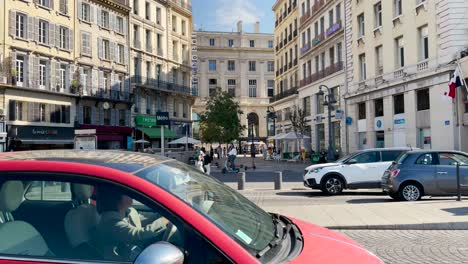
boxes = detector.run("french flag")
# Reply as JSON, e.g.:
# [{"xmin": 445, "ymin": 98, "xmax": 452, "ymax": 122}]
[{"xmin": 445, "ymin": 68, "xmax": 462, "ymax": 99}]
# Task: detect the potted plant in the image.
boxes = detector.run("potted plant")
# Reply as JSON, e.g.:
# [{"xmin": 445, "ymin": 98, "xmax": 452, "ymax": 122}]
[
  {"xmin": 71, "ymin": 79, "xmax": 80, "ymax": 94},
  {"xmin": 10, "ymin": 69, "xmax": 17, "ymax": 85}
]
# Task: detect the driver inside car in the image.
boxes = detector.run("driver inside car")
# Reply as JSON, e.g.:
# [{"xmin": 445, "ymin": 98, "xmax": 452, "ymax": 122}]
[{"xmin": 93, "ymin": 187, "xmax": 169, "ymax": 261}]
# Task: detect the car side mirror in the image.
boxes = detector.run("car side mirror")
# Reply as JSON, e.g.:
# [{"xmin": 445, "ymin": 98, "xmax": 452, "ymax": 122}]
[
  {"xmin": 134, "ymin": 242, "xmax": 184, "ymax": 264},
  {"xmin": 347, "ymin": 159, "xmax": 358, "ymax": 165}
]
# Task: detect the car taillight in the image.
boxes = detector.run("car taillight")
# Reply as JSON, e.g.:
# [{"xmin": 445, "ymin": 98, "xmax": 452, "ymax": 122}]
[{"xmin": 391, "ymin": 169, "xmax": 400, "ymax": 177}]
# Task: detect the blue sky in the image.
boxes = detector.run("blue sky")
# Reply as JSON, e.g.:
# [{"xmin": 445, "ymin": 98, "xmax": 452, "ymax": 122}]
[{"xmin": 192, "ymin": 0, "xmax": 276, "ymax": 33}]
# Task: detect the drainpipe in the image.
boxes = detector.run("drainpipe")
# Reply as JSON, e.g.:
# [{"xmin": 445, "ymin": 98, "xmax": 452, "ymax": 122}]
[{"xmin": 343, "ymin": 0, "xmax": 350, "ymax": 155}]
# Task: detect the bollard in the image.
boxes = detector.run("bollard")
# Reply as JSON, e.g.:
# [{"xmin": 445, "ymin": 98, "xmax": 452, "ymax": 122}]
[
  {"xmin": 274, "ymin": 171, "xmax": 283, "ymax": 190},
  {"xmin": 238, "ymin": 172, "xmax": 246, "ymax": 190}
]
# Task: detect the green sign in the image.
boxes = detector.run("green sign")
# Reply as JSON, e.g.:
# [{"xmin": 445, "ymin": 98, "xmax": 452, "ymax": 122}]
[{"xmin": 135, "ymin": 115, "xmax": 157, "ymax": 127}]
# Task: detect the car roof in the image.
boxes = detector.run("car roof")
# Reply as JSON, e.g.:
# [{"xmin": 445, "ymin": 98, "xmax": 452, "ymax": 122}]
[
  {"xmin": 0, "ymin": 150, "xmax": 171, "ymax": 174},
  {"xmin": 406, "ymin": 150, "xmax": 467, "ymax": 154},
  {"xmin": 357, "ymin": 147, "xmax": 413, "ymax": 152}
]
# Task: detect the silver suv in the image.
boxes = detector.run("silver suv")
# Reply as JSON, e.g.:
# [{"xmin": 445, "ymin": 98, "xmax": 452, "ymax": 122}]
[{"xmin": 382, "ymin": 150, "xmax": 468, "ymax": 201}]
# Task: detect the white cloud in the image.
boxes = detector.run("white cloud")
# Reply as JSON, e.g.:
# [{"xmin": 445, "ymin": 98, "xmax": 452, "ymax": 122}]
[{"xmin": 214, "ymin": 0, "xmax": 264, "ymax": 30}]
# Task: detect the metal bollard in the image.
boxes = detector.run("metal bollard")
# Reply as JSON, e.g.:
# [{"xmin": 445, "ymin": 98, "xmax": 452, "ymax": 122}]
[
  {"xmin": 238, "ymin": 172, "xmax": 246, "ymax": 190},
  {"xmin": 274, "ymin": 171, "xmax": 283, "ymax": 190}
]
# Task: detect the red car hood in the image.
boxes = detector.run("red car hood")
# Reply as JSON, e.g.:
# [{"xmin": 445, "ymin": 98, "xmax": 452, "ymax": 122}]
[{"xmin": 290, "ymin": 218, "xmax": 383, "ymax": 264}]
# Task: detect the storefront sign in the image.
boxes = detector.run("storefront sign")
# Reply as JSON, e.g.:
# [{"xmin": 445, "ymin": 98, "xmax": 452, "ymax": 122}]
[
  {"xmin": 135, "ymin": 115, "xmax": 157, "ymax": 127},
  {"xmin": 10, "ymin": 126, "xmax": 75, "ymax": 140},
  {"xmin": 393, "ymin": 114, "xmax": 406, "ymax": 129},
  {"xmin": 374, "ymin": 117, "xmax": 384, "ymax": 131},
  {"xmin": 156, "ymin": 112, "xmax": 170, "ymax": 126},
  {"xmin": 191, "ymin": 32, "xmax": 198, "ymax": 96}
]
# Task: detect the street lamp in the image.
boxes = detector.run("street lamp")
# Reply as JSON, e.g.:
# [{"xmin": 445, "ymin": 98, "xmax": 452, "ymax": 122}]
[
  {"xmin": 318, "ymin": 85, "xmax": 337, "ymax": 162},
  {"xmin": 266, "ymin": 106, "xmax": 277, "ymax": 150}
]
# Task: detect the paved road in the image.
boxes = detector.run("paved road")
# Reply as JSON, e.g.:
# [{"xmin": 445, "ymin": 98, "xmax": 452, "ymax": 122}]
[{"xmin": 339, "ymin": 230, "xmax": 468, "ymax": 264}]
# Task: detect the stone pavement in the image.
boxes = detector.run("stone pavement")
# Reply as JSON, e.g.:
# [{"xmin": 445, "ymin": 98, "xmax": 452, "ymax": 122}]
[{"xmin": 238, "ymin": 188, "xmax": 468, "ymax": 230}]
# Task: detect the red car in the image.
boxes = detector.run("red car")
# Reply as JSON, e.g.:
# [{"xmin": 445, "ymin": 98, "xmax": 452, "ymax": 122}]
[{"xmin": 0, "ymin": 150, "xmax": 382, "ymax": 264}]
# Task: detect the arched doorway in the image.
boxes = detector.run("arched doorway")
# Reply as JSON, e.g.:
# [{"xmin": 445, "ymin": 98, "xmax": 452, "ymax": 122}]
[{"xmin": 247, "ymin": 113, "xmax": 259, "ymax": 138}]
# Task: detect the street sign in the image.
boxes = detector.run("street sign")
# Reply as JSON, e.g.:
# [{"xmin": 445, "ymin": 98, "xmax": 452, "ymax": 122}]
[
  {"xmin": 156, "ymin": 112, "xmax": 170, "ymax": 126},
  {"xmin": 135, "ymin": 115, "xmax": 157, "ymax": 127}
]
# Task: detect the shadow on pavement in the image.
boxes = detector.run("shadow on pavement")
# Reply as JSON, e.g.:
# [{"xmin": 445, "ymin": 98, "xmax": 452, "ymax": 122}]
[
  {"xmin": 275, "ymin": 191, "xmax": 387, "ymax": 198},
  {"xmin": 346, "ymin": 198, "xmax": 397, "ymax": 204},
  {"xmin": 441, "ymin": 207, "xmax": 468, "ymax": 216}
]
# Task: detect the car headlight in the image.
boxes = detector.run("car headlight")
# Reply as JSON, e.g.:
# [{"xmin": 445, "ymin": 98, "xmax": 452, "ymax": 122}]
[{"xmin": 311, "ymin": 167, "xmax": 323, "ymax": 173}]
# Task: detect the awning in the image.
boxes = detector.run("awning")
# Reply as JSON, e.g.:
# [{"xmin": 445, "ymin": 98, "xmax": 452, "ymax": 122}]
[{"xmin": 137, "ymin": 127, "xmax": 176, "ymax": 139}]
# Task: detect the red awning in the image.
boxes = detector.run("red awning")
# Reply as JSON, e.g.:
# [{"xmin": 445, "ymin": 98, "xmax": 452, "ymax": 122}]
[{"xmin": 96, "ymin": 135, "xmax": 124, "ymax": 142}]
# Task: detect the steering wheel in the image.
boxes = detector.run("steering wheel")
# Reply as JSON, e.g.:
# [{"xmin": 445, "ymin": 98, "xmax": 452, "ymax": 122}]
[{"xmin": 162, "ymin": 222, "xmax": 176, "ymax": 242}]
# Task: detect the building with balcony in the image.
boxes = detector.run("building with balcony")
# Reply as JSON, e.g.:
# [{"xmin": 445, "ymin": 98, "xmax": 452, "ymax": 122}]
[
  {"xmin": 74, "ymin": 0, "xmax": 133, "ymax": 149},
  {"xmin": 271, "ymin": 0, "xmax": 300, "ymax": 143},
  {"xmin": 130, "ymin": 0, "xmax": 194, "ymax": 148},
  {"xmin": 344, "ymin": 0, "xmax": 468, "ymax": 152},
  {"xmin": 297, "ymin": 0, "xmax": 346, "ymax": 154},
  {"xmin": 0, "ymin": 0, "xmax": 80, "ymax": 151},
  {"xmin": 193, "ymin": 21, "xmax": 275, "ymax": 141}
]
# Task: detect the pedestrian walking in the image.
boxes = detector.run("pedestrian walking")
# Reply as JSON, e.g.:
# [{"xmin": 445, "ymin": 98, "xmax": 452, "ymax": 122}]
[
  {"xmin": 217, "ymin": 145, "xmax": 222, "ymax": 159},
  {"xmin": 223, "ymin": 147, "xmax": 227, "ymax": 158},
  {"xmin": 203, "ymin": 150, "xmax": 212, "ymax": 175},
  {"xmin": 196, "ymin": 148, "xmax": 205, "ymax": 172}
]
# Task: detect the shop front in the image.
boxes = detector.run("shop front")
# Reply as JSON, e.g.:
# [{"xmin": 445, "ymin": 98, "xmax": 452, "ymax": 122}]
[
  {"xmin": 79, "ymin": 125, "xmax": 133, "ymax": 150},
  {"xmin": 135, "ymin": 115, "xmax": 176, "ymax": 149},
  {"xmin": 7, "ymin": 125, "xmax": 75, "ymax": 151}
]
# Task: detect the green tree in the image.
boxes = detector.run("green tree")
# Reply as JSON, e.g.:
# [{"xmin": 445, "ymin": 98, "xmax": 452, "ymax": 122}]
[
  {"xmin": 200, "ymin": 91, "xmax": 245, "ymax": 143},
  {"xmin": 289, "ymin": 107, "xmax": 308, "ymax": 151}
]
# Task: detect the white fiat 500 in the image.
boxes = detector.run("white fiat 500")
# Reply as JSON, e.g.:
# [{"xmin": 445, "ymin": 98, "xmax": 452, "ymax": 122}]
[{"xmin": 304, "ymin": 148, "xmax": 412, "ymax": 195}]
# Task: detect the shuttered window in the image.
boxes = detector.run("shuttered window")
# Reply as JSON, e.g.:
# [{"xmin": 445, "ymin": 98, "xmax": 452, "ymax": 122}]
[
  {"xmin": 59, "ymin": 0, "xmax": 68, "ymax": 15},
  {"xmin": 81, "ymin": 32, "xmax": 91, "ymax": 56}
]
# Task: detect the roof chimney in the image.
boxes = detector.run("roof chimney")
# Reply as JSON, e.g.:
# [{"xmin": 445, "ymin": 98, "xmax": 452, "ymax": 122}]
[
  {"xmin": 254, "ymin": 21, "xmax": 260, "ymax": 33},
  {"xmin": 237, "ymin": 21, "xmax": 243, "ymax": 33}
]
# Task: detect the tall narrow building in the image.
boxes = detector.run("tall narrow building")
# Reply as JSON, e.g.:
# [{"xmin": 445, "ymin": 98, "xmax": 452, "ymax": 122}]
[
  {"xmin": 298, "ymin": 0, "xmax": 346, "ymax": 154},
  {"xmin": 271, "ymin": 0, "xmax": 300, "ymax": 150},
  {"xmin": 193, "ymin": 21, "xmax": 275, "ymax": 142},
  {"xmin": 130, "ymin": 0, "xmax": 194, "ymax": 149}
]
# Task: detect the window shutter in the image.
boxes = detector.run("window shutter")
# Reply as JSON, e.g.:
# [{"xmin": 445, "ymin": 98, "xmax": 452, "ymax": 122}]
[
  {"xmin": 27, "ymin": 16, "xmax": 34, "ymax": 40},
  {"xmin": 51, "ymin": 61, "xmax": 61, "ymax": 92},
  {"xmin": 98, "ymin": 70, "xmax": 104, "ymax": 90},
  {"xmin": 34, "ymin": 18, "xmax": 39, "ymax": 42},
  {"xmin": 110, "ymin": 14, "xmax": 115, "ymax": 31},
  {"xmin": 91, "ymin": 107, "xmax": 97, "ymax": 124},
  {"xmin": 111, "ymin": 109, "xmax": 117, "ymax": 126},
  {"xmin": 123, "ymin": 18, "xmax": 127, "ymax": 35},
  {"xmin": 125, "ymin": 110, "xmax": 130, "ymax": 127},
  {"xmin": 78, "ymin": 105, "xmax": 84, "ymax": 124},
  {"xmin": 96, "ymin": 7, "xmax": 101, "ymax": 26},
  {"xmin": 114, "ymin": 43, "xmax": 118, "ymax": 63},
  {"xmin": 55, "ymin": 25, "xmax": 60, "ymax": 48},
  {"xmin": 49, "ymin": 23, "xmax": 55, "ymax": 46},
  {"xmin": 50, "ymin": 0, "xmax": 54, "ymax": 10},
  {"xmin": 91, "ymin": 69, "xmax": 98, "ymax": 92},
  {"xmin": 29, "ymin": 55, "xmax": 38, "ymax": 88},
  {"xmin": 110, "ymin": 72, "xmax": 115, "ymax": 90},
  {"xmin": 69, "ymin": 64, "xmax": 75, "ymax": 92},
  {"xmin": 9, "ymin": 51, "xmax": 16, "ymax": 72},
  {"xmin": 69, "ymin": 29, "xmax": 73, "ymax": 50},
  {"xmin": 80, "ymin": 32, "xmax": 85, "ymax": 54},
  {"xmin": 9, "ymin": 10, "xmax": 15, "ymax": 37},
  {"xmin": 124, "ymin": 75, "xmax": 130, "ymax": 93},
  {"xmin": 77, "ymin": 0, "xmax": 82, "ymax": 19},
  {"xmin": 124, "ymin": 47, "xmax": 128, "ymax": 65},
  {"xmin": 79, "ymin": 67, "xmax": 85, "ymax": 94},
  {"xmin": 90, "ymin": 5, "xmax": 95, "ymax": 23},
  {"xmin": 109, "ymin": 42, "xmax": 115, "ymax": 61},
  {"xmin": 97, "ymin": 37, "xmax": 102, "ymax": 59}
]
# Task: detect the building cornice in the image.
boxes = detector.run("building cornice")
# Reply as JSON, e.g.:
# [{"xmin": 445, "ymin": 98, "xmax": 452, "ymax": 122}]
[{"xmin": 92, "ymin": 0, "xmax": 131, "ymax": 13}]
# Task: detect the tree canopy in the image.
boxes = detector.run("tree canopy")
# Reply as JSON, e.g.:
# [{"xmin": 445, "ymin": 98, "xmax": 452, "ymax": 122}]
[{"xmin": 199, "ymin": 91, "xmax": 245, "ymax": 143}]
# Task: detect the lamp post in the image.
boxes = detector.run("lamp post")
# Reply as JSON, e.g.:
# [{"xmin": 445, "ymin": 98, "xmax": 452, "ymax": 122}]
[
  {"xmin": 317, "ymin": 85, "xmax": 337, "ymax": 162},
  {"xmin": 267, "ymin": 106, "xmax": 277, "ymax": 150}
]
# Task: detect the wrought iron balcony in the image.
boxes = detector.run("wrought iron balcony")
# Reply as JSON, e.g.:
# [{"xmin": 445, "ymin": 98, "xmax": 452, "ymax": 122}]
[
  {"xmin": 131, "ymin": 76, "xmax": 191, "ymax": 96},
  {"xmin": 81, "ymin": 88, "xmax": 132, "ymax": 102},
  {"xmin": 269, "ymin": 87, "xmax": 298, "ymax": 103}
]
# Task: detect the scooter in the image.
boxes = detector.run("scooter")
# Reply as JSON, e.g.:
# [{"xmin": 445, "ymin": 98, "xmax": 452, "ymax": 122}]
[{"xmin": 221, "ymin": 155, "xmax": 240, "ymax": 174}]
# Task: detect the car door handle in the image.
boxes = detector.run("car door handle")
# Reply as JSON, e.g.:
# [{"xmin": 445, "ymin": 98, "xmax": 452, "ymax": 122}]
[{"xmin": 437, "ymin": 172, "xmax": 448, "ymax": 175}]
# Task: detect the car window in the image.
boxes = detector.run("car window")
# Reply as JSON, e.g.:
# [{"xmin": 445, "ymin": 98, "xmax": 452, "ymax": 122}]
[
  {"xmin": 415, "ymin": 153, "xmax": 434, "ymax": 165},
  {"xmin": 438, "ymin": 153, "xmax": 468, "ymax": 166},
  {"xmin": 0, "ymin": 178, "xmax": 186, "ymax": 264},
  {"xmin": 353, "ymin": 151, "xmax": 380, "ymax": 163},
  {"xmin": 25, "ymin": 181, "xmax": 72, "ymax": 201},
  {"xmin": 381, "ymin": 151, "xmax": 403, "ymax": 162}
]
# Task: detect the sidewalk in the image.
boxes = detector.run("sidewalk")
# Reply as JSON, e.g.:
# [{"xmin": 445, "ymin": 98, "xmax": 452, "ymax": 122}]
[{"xmin": 239, "ymin": 189, "xmax": 468, "ymax": 230}]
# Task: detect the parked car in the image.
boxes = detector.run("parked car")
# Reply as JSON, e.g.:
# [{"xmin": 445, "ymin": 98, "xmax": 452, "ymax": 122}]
[
  {"xmin": 304, "ymin": 148, "xmax": 412, "ymax": 195},
  {"xmin": 382, "ymin": 150, "xmax": 468, "ymax": 201},
  {"xmin": 0, "ymin": 150, "xmax": 382, "ymax": 264}
]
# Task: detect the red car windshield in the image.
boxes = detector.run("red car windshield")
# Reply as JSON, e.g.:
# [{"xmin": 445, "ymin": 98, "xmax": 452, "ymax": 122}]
[{"xmin": 135, "ymin": 161, "xmax": 276, "ymax": 253}]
